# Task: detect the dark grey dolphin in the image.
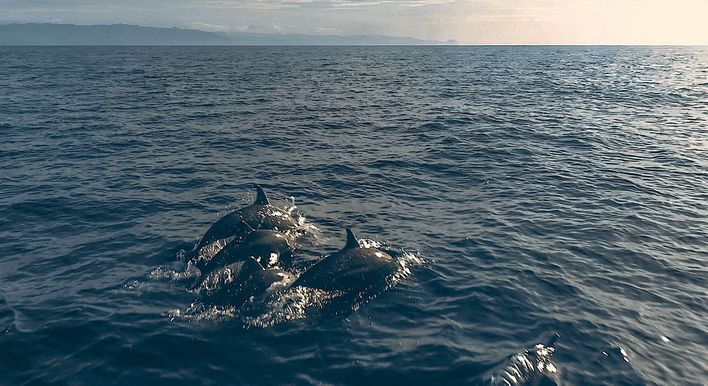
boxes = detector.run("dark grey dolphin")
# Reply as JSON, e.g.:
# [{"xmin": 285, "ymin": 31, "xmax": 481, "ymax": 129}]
[
  {"xmin": 293, "ymin": 228, "xmax": 398, "ymax": 293},
  {"xmin": 194, "ymin": 184, "xmax": 299, "ymax": 252},
  {"xmin": 199, "ymin": 257, "xmax": 295, "ymax": 307},
  {"xmin": 194, "ymin": 222, "xmax": 296, "ymax": 275}
]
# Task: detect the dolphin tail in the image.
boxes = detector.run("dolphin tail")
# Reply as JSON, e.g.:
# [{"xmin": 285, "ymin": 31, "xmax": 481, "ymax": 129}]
[
  {"xmin": 344, "ymin": 228, "xmax": 360, "ymax": 249},
  {"xmin": 253, "ymin": 184, "xmax": 270, "ymax": 205}
]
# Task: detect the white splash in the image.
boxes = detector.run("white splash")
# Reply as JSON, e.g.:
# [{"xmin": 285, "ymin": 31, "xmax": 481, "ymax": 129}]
[
  {"xmin": 268, "ymin": 252, "xmax": 279, "ymax": 267},
  {"xmin": 243, "ymin": 286, "xmax": 343, "ymax": 328},
  {"xmin": 149, "ymin": 263, "xmax": 200, "ymax": 282},
  {"xmin": 195, "ymin": 237, "xmax": 233, "ymax": 261},
  {"xmin": 488, "ymin": 341, "xmax": 558, "ymax": 386},
  {"xmin": 388, "ymin": 250, "xmax": 426, "ymax": 289},
  {"xmin": 198, "ymin": 262, "xmax": 245, "ymax": 292},
  {"xmin": 168, "ymin": 303, "xmax": 239, "ymax": 322}
]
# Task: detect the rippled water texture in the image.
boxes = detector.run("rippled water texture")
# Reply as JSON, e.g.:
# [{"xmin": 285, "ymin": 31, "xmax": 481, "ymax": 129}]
[{"xmin": 0, "ymin": 46, "xmax": 706, "ymax": 385}]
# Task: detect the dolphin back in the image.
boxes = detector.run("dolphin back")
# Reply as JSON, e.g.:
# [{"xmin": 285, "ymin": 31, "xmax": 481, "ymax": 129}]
[{"xmin": 294, "ymin": 245, "xmax": 397, "ymax": 293}]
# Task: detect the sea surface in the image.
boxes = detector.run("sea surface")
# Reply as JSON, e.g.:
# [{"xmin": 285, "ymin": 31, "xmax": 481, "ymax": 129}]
[{"xmin": 0, "ymin": 46, "xmax": 706, "ymax": 386}]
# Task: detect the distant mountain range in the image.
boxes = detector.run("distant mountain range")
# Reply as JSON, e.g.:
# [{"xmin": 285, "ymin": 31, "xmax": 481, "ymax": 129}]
[{"xmin": 0, "ymin": 23, "xmax": 458, "ymax": 46}]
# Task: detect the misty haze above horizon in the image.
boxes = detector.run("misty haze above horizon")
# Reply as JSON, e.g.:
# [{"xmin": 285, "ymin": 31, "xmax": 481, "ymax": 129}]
[
  {"xmin": 1, "ymin": 1, "xmax": 707, "ymax": 44},
  {"xmin": 0, "ymin": 23, "xmax": 458, "ymax": 46}
]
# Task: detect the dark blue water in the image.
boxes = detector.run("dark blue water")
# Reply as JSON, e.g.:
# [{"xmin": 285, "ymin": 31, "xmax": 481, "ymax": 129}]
[{"xmin": 0, "ymin": 46, "xmax": 706, "ymax": 386}]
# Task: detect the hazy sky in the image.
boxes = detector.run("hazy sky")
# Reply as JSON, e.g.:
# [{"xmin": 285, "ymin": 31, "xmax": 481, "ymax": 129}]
[{"xmin": 1, "ymin": 0, "xmax": 707, "ymax": 44}]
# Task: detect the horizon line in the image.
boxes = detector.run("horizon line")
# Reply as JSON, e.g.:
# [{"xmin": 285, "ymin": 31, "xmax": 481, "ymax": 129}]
[
  {"xmin": 1, "ymin": 44, "xmax": 706, "ymax": 47},
  {"xmin": 1, "ymin": 22, "xmax": 705, "ymax": 46}
]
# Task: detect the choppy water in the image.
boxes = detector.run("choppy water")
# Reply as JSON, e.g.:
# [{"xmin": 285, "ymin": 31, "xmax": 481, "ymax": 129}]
[{"xmin": 0, "ymin": 46, "xmax": 706, "ymax": 386}]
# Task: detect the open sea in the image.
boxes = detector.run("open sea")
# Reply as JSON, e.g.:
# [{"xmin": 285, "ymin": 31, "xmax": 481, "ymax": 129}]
[{"xmin": 0, "ymin": 46, "xmax": 706, "ymax": 386}]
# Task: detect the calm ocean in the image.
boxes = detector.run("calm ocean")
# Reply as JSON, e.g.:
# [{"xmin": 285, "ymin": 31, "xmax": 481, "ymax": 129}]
[{"xmin": 0, "ymin": 46, "xmax": 706, "ymax": 385}]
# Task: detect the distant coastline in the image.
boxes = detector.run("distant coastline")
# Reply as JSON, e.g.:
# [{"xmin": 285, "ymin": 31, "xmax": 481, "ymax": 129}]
[{"xmin": 0, "ymin": 23, "xmax": 459, "ymax": 46}]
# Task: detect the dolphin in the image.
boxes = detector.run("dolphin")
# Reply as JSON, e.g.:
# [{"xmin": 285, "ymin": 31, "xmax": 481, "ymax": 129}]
[
  {"xmin": 292, "ymin": 228, "xmax": 398, "ymax": 293},
  {"xmin": 198, "ymin": 257, "xmax": 295, "ymax": 307},
  {"xmin": 194, "ymin": 222, "xmax": 296, "ymax": 275},
  {"xmin": 483, "ymin": 334, "xmax": 561, "ymax": 386},
  {"xmin": 194, "ymin": 184, "xmax": 300, "ymax": 253}
]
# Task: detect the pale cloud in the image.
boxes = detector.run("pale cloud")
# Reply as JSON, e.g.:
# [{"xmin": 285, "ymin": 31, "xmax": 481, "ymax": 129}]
[{"xmin": 187, "ymin": 21, "xmax": 232, "ymax": 32}]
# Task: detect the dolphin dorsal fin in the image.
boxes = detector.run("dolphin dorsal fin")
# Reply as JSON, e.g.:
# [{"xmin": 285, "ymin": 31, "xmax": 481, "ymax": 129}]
[
  {"xmin": 344, "ymin": 228, "xmax": 360, "ymax": 249},
  {"xmin": 254, "ymin": 184, "xmax": 270, "ymax": 205}
]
